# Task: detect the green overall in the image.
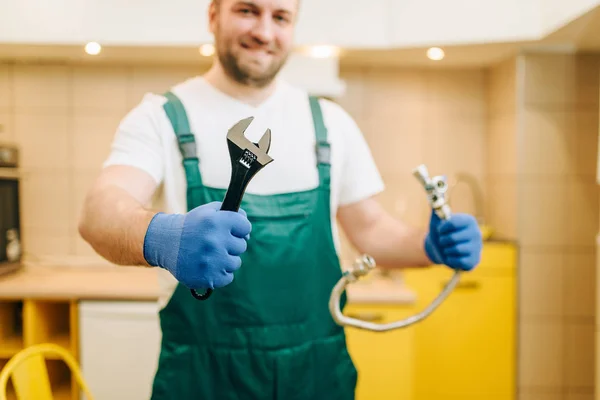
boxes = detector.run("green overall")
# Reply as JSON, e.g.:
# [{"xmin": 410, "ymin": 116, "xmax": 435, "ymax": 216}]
[{"xmin": 150, "ymin": 92, "xmax": 357, "ymax": 400}]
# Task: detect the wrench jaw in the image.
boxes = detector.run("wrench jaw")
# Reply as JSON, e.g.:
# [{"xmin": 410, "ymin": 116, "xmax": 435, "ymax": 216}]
[
  {"xmin": 221, "ymin": 119, "xmax": 273, "ymax": 211},
  {"xmin": 221, "ymin": 136, "xmax": 273, "ymax": 211}
]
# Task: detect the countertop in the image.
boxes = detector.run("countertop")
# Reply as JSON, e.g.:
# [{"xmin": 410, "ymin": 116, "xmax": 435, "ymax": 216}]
[{"xmin": 0, "ymin": 261, "xmax": 416, "ymax": 305}]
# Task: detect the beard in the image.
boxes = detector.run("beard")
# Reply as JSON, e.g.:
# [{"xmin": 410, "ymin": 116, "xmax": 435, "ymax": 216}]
[{"xmin": 216, "ymin": 35, "xmax": 289, "ymax": 88}]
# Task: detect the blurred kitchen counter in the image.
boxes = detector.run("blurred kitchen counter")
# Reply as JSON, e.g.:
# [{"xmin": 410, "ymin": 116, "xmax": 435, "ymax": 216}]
[{"xmin": 0, "ymin": 261, "xmax": 416, "ymax": 305}]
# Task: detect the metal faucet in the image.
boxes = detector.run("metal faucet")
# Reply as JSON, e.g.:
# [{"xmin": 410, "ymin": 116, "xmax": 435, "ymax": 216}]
[
  {"xmin": 447, "ymin": 172, "xmax": 485, "ymax": 225},
  {"xmin": 328, "ymin": 164, "xmax": 463, "ymax": 332}
]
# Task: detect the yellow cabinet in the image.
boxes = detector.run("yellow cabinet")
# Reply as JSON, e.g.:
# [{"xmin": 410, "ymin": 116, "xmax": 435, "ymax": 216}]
[
  {"xmin": 0, "ymin": 298, "xmax": 79, "ymax": 400},
  {"xmin": 344, "ymin": 303, "xmax": 416, "ymax": 400},
  {"xmin": 404, "ymin": 241, "xmax": 517, "ymax": 400}
]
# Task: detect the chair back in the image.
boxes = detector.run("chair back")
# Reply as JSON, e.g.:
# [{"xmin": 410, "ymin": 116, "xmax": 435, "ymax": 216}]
[{"xmin": 0, "ymin": 343, "xmax": 94, "ymax": 400}]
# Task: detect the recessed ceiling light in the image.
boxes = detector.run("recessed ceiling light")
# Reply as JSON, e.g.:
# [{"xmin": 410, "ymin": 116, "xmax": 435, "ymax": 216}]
[
  {"xmin": 85, "ymin": 42, "xmax": 102, "ymax": 55},
  {"xmin": 199, "ymin": 44, "xmax": 215, "ymax": 57},
  {"xmin": 427, "ymin": 47, "xmax": 445, "ymax": 61},
  {"xmin": 308, "ymin": 45, "xmax": 339, "ymax": 59}
]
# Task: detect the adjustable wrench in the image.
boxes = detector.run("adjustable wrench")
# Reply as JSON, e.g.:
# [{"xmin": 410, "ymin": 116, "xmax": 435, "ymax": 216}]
[{"xmin": 191, "ymin": 116, "xmax": 274, "ymax": 301}]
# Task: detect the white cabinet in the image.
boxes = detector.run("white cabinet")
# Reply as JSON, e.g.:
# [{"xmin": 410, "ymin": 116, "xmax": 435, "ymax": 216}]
[
  {"xmin": 294, "ymin": 0, "xmax": 390, "ymax": 47},
  {"xmin": 7, "ymin": 0, "xmax": 597, "ymax": 49},
  {"xmin": 0, "ymin": 0, "xmax": 214, "ymax": 46},
  {"xmin": 387, "ymin": 0, "xmax": 540, "ymax": 46},
  {"xmin": 78, "ymin": 301, "xmax": 162, "ymax": 400}
]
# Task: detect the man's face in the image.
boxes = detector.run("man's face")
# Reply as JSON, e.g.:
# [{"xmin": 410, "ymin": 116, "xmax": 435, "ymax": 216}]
[{"xmin": 209, "ymin": 0, "xmax": 298, "ymax": 88}]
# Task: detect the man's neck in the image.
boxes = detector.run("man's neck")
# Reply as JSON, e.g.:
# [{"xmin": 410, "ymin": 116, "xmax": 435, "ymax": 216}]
[{"xmin": 203, "ymin": 62, "xmax": 278, "ymax": 107}]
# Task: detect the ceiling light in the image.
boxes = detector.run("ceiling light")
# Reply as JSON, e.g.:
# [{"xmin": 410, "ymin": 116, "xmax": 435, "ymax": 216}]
[
  {"xmin": 308, "ymin": 45, "xmax": 339, "ymax": 59},
  {"xmin": 427, "ymin": 47, "xmax": 444, "ymax": 61},
  {"xmin": 199, "ymin": 44, "xmax": 215, "ymax": 57},
  {"xmin": 85, "ymin": 42, "xmax": 102, "ymax": 55}
]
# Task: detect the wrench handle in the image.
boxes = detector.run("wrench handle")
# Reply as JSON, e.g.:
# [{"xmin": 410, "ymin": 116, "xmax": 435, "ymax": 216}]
[
  {"xmin": 189, "ymin": 165, "xmax": 251, "ymax": 301},
  {"xmin": 221, "ymin": 162, "xmax": 252, "ymax": 212},
  {"xmin": 190, "ymin": 287, "xmax": 213, "ymax": 300},
  {"xmin": 221, "ymin": 186, "xmax": 244, "ymax": 212}
]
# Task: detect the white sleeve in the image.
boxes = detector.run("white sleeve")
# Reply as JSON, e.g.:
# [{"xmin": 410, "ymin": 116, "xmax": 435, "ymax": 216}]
[
  {"xmin": 103, "ymin": 94, "xmax": 167, "ymax": 185},
  {"xmin": 322, "ymin": 99, "xmax": 385, "ymax": 206}
]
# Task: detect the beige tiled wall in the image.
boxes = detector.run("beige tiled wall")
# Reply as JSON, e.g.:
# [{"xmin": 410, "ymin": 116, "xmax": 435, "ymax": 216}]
[
  {"xmin": 521, "ymin": 53, "xmax": 598, "ymax": 400},
  {"xmin": 488, "ymin": 53, "xmax": 600, "ymax": 399},
  {"xmin": 336, "ymin": 65, "xmax": 488, "ymax": 260},
  {"xmin": 486, "ymin": 57, "xmax": 519, "ymax": 240},
  {"xmin": 0, "ymin": 62, "xmax": 205, "ymax": 263},
  {"xmin": 0, "ymin": 61, "xmax": 489, "ymax": 265}
]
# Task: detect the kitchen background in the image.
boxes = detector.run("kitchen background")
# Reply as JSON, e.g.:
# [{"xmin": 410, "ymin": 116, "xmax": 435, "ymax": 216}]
[{"xmin": 1, "ymin": 1, "xmax": 600, "ymax": 399}]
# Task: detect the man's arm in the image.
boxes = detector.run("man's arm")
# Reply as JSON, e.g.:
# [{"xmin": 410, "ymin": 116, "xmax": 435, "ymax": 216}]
[
  {"xmin": 78, "ymin": 165, "xmax": 159, "ymax": 267},
  {"xmin": 337, "ymin": 196, "xmax": 433, "ymax": 269}
]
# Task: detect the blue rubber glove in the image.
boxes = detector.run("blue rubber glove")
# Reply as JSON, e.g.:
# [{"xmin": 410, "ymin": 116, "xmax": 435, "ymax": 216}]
[
  {"xmin": 143, "ymin": 201, "xmax": 252, "ymax": 290},
  {"xmin": 424, "ymin": 210, "xmax": 482, "ymax": 271}
]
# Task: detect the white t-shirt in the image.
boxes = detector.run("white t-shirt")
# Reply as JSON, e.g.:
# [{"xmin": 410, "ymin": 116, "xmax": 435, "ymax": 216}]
[{"xmin": 103, "ymin": 76, "xmax": 385, "ymax": 307}]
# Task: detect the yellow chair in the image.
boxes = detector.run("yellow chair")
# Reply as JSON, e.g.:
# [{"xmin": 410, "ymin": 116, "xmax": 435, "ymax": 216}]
[{"xmin": 0, "ymin": 343, "xmax": 94, "ymax": 400}]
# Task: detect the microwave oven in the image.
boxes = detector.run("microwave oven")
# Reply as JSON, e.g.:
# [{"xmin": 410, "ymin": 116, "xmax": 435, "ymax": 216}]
[{"xmin": 0, "ymin": 143, "xmax": 22, "ymax": 276}]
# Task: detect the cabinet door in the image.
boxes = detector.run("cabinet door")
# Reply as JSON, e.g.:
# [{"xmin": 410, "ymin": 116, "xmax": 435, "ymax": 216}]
[
  {"xmin": 344, "ymin": 304, "xmax": 415, "ymax": 400},
  {"xmin": 411, "ymin": 272, "xmax": 516, "ymax": 399},
  {"xmin": 78, "ymin": 301, "xmax": 162, "ymax": 400}
]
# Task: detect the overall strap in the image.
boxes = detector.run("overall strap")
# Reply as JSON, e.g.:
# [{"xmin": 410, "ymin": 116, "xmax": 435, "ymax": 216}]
[
  {"xmin": 308, "ymin": 95, "xmax": 331, "ymax": 189},
  {"xmin": 162, "ymin": 91, "xmax": 204, "ymax": 211}
]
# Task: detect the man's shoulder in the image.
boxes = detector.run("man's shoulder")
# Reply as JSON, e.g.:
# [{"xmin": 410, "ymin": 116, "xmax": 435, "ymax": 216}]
[
  {"xmin": 278, "ymin": 80, "xmax": 355, "ymax": 126},
  {"xmin": 127, "ymin": 76, "xmax": 203, "ymax": 113},
  {"xmin": 312, "ymin": 96, "xmax": 359, "ymax": 135},
  {"xmin": 169, "ymin": 75, "xmax": 205, "ymax": 95}
]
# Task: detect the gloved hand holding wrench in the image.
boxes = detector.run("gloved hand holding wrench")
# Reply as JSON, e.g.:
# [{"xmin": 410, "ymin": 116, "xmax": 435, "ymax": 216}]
[{"xmin": 143, "ymin": 116, "xmax": 273, "ymax": 301}]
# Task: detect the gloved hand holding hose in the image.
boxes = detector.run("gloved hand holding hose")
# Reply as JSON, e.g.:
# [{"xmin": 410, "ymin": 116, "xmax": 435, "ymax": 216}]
[
  {"xmin": 143, "ymin": 201, "xmax": 252, "ymax": 291},
  {"xmin": 424, "ymin": 210, "xmax": 482, "ymax": 271}
]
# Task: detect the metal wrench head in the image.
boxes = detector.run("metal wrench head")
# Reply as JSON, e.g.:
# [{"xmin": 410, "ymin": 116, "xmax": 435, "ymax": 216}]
[{"xmin": 226, "ymin": 116, "xmax": 274, "ymax": 166}]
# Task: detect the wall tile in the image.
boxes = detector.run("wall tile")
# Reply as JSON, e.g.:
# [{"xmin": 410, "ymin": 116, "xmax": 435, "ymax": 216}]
[
  {"xmin": 565, "ymin": 110, "xmax": 599, "ymax": 178},
  {"xmin": 566, "ymin": 393, "xmax": 594, "ymax": 400},
  {"xmin": 18, "ymin": 168, "xmax": 71, "ymax": 236},
  {"xmin": 72, "ymin": 66, "xmax": 131, "ymax": 113},
  {"xmin": 564, "ymin": 252, "xmax": 596, "ymax": 319},
  {"xmin": 487, "ymin": 58, "xmax": 517, "ymax": 116},
  {"xmin": 0, "ymin": 63, "xmax": 12, "ymax": 110},
  {"xmin": 425, "ymin": 69, "xmax": 486, "ymax": 116},
  {"xmin": 520, "ymin": 250, "xmax": 564, "ymax": 317},
  {"xmin": 336, "ymin": 66, "xmax": 367, "ymax": 122},
  {"xmin": 519, "ymin": 392, "xmax": 563, "ymax": 400},
  {"xmin": 13, "ymin": 64, "xmax": 70, "ymax": 111},
  {"xmin": 21, "ymin": 233, "xmax": 72, "ymax": 260},
  {"xmin": 485, "ymin": 175, "xmax": 518, "ymax": 239},
  {"xmin": 422, "ymin": 112, "xmax": 486, "ymax": 177},
  {"xmin": 565, "ymin": 178, "xmax": 599, "ymax": 249},
  {"xmin": 360, "ymin": 107, "xmax": 425, "ymax": 176},
  {"xmin": 518, "ymin": 177, "xmax": 569, "ymax": 248},
  {"xmin": 13, "ymin": 112, "xmax": 70, "ymax": 169},
  {"xmin": 523, "ymin": 53, "xmax": 600, "ymax": 109},
  {"xmin": 363, "ymin": 68, "xmax": 427, "ymax": 120},
  {"xmin": 488, "ymin": 113, "xmax": 517, "ymax": 176},
  {"xmin": 0, "ymin": 112, "xmax": 14, "ymax": 142},
  {"xmin": 71, "ymin": 114, "xmax": 124, "ymax": 170},
  {"xmin": 519, "ymin": 319, "xmax": 564, "ymax": 388},
  {"xmin": 570, "ymin": 54, "xmax": 600, "ymax": 108},
  {"xmin": 521, "ymin": 108, "xmax": 571, "ymax": 176},
  {"xmin": 564, "ymin": 322, "xmax": 595, "ymax": 389}
]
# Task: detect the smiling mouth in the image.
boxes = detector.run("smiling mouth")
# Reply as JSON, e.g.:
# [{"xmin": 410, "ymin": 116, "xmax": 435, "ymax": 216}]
[{"xmin": 240, "ymin": 42, "xmax": 274, "ymax": 55}]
